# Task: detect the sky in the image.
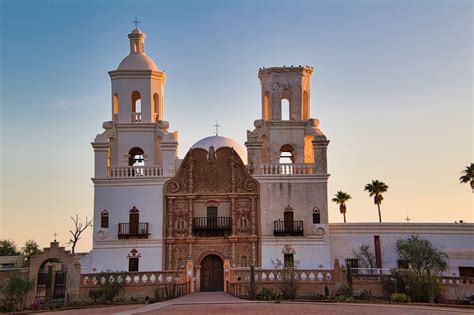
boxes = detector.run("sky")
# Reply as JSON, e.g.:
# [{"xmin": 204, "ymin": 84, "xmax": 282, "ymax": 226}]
[{"xmin": 0, "ymin": 0, "xmax": 472, "ymax": 253}]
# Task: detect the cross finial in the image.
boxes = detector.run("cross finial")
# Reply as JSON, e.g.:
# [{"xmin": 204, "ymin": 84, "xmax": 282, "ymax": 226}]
[
  {"xmin": 213, "ymin": 121, "xmax": 221, "ymax": 136},
  {"xmin": 405, "ymin": 216, "xmax": 410, "ymax": 223},
  {"xmin": 132, "ymin": 17, "xmax": 140, "ymax": 30},
  {"xmin": 53, "ymin": 233, "xmax": 58, "ymax": 242}
]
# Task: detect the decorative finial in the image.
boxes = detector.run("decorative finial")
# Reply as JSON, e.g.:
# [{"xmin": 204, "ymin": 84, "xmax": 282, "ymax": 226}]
[
  {"xmin": 405, "ymin": 216, "xmax": 410, "ymax": 223},
  {"xmin": 213, "ymin": 121, "xmax": 221, "ymax": 136},
  {"xmin": 132, "ymin": 17, "xmax": 140, "ymax": 30},
  {"xmin": 53, "ymin": 232, "xmax": 58, "ymax": 242}
]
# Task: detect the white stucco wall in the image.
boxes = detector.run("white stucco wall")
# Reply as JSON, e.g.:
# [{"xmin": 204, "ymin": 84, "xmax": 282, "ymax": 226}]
[
  {"xmin": 261, "ymin": 237, "xmax": 331, "ymax": 269},
  {"xmin": 329, "ymin": 223, "xmax": 474, "ymax": 276}
]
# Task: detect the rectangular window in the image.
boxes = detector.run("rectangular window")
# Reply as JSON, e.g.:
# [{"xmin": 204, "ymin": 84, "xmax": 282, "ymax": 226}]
[
  {"xmin": 313, "ymin": 212, "xmax": 320, "ymax": 224},
  {"xmin": 346, "ymin": 258, "xmax": 359, "ymax": 274},
  {"xmin": 459, "ymin": 267, "xmax": 474, "ymax": 277},
  {"xmin": 129, "ymin": 258, "xmax": 139, "ymax": 272},
  {"xmin": 284, "ymin": 254, "xmax": 294, "ymax": 268},
  {"xmin": 101, "ymin": 215, "xmax": 109, "ymax": 228}
]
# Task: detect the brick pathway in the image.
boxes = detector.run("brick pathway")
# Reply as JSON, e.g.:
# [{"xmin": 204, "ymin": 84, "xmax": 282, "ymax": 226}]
[{"xmin": 46, "ymin": 292, "xmax": 473, "ymax": 315}]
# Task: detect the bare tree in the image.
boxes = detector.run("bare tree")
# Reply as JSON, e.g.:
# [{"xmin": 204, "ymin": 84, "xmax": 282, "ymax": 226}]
[{"xmin": 67, "ymin": 215, "xmax": 93, "ymax": 253}]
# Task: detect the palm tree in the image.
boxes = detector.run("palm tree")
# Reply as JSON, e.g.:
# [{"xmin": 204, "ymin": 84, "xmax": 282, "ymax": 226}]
[
  {"xmin": 364, "ymin": 180, "xmax": 388, "ymax": 223},
  {"xmin": 332, "ymin": 191, "xmax": 352, "ymax": 223},
  {"xmin": 459, "ymin": 163, "xmax": 473, "ymax": 191}
]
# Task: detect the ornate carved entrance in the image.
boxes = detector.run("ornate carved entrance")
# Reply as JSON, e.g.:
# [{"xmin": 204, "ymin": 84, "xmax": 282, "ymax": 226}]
[{"xmin": 200, "ymin": 254, "xmax": 224, "ymax": 291}]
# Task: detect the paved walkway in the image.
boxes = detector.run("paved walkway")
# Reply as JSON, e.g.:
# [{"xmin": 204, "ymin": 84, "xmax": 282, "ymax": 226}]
[{"xmin": 46, "ymin": 292, "xmax": 474, "ymax": 315}]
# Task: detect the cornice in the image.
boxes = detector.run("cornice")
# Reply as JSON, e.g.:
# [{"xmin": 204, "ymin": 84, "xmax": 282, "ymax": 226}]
[
  {"xmin": 115, "ymin": 123, "xmax": 157, "ymax": 132},
  {"xmin": 258, "ymin": 66, "xmax": 314, "ymax": 79},
  {"xmin": 329, "ymin": 223, "xmax": 474, "ymax": 235},
  {"xmin": 92, "ymin": 177, "xmax": 171, "ymax": 186},
  {"xmin": 93, "ymin": 239, "xmax": 164, "ymax": 249},
  {"xmin": 253, "ymin": 174, "xmax": 330, "ymax": 183},
  {"xmin": 108, "ymin": 69, "xmax": 166, "ymax": 81}
]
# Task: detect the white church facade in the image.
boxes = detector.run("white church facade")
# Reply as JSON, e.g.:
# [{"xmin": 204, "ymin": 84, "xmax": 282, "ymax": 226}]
[{"xmin": 85, "ymin": 28, "xmax": 474, "ymax": 290}]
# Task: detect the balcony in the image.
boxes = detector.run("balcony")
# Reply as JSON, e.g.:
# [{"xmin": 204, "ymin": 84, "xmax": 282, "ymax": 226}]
[
  {"xmin": 192, "ymin": 217, "xmax": 231, "ymax": 237},
  {"xmin": 260, "ymin": 163, "xmax": 316, "ymax": 175},
  {"xmin": 131, "ymin": 112, "xmax": 142, "ymax": 123},
  {"xmin": 273, "ymin": 220, "xmax": 304, "ymax": 236},
  {"xmin": 118, "ymin": 223, "xmax": 150, "ymax": 239},
  {"xmin": 108, "ymin": 166, "xmax": 163, "ymax": 178}
]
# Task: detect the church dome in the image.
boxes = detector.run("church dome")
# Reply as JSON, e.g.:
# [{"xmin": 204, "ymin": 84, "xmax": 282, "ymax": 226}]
[
  {"xmin": 117, "ymin": 53, "xmax": 158, "ymax": 71},
  {"xmin": 191, "ymin": 135, "xmax": 247, "ymax": 162}
]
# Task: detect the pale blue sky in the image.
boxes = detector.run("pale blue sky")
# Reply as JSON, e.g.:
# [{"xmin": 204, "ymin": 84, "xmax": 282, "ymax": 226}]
[{"xmin": 1, "ymin": 0, "xmax": 472, "ymax": 252}]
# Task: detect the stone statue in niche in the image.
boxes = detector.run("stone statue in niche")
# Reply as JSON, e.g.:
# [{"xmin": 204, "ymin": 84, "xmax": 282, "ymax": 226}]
[
  {"xmin": 236, "ymin": 202, "xmax": 251, "ymax": 235},
  {"xmin": 173, "ymin": 203, "xmax": 188, "ymax": 237}
]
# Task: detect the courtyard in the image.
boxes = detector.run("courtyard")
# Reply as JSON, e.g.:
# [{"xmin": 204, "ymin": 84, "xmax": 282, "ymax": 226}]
[{"xmin": 46, "ymin": 292, "xmax": 473, "ymax": 315}]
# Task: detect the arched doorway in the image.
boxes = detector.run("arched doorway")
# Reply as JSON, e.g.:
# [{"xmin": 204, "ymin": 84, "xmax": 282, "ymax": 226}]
[
  {"xmin": 200, "ymin": 254, "xmax": 224, "ymax": 291},
  {"xmin": 35, "ymin": 259, "xmax": 67, "ymax": 304}
]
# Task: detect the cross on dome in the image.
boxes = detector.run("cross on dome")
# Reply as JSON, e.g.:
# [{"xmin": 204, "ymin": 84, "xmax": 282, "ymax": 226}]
[
  {"xmin": 132, "ymin": 17, "xmax": 140, "ymax": 30},
  {"xmin": 213, "ymin": 121, "xmax": 221, "ymax": 136}
]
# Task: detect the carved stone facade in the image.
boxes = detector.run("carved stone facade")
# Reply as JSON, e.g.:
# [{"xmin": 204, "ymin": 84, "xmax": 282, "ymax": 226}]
[{"xmin": 164, "ymin": 146, "xmax": 259, "ymax": 270}]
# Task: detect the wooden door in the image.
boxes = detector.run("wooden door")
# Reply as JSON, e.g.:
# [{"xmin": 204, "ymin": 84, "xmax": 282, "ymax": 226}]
[
  {"xmin": 284, "ymin": 211, "xmax": 293, "ymax": 231},
  {"xmin": 200, "ymin": 255, "xmax": 224, "ymax": 291},
  {"xmin": 130, "ymin": 212, "xmax": 139, "ymax": 235}
]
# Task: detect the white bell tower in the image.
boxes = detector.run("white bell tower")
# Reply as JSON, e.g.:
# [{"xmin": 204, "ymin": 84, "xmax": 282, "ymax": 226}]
[{"xmin": 89, "ymin": 28, "xmax": 178, "ymax": 273}]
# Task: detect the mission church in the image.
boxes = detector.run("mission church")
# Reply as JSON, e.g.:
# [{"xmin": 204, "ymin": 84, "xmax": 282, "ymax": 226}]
[{"xmin": 83, "ymin": 28, "xmax": 474, "ymax": 291}]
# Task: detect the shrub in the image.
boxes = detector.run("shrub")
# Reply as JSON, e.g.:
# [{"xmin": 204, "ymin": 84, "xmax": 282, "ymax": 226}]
[
  {"xmin": 271, "ymin": 258, "xmax": 298, "ymax": 299},
  {"xmin": 88, "ymin": 288, "xmax": 103, "ymax": 303},
  {"xmin": 335, "ymin": 295, "xmax": 354, "ymax": 302},
  {"xmin": 382, "ymin": 269, "xmax": 443, "ymax": 303},
  {"xmin": 324, "ymin": 285, "xmax": 330, "ymax": 298},
  {"xmin": 335, "ymin": 284, "xmax": 353, "ymax": 298},
  {"xmin": 358, "ymin": 289, "xmax": 372, "ymax": 301},
  {"xmin": 0, "ymin": 274, "xmax": 34, "ymax": 312},
  {"xmin": 258, "ymin": 287, "xmax": 280, "ymax": 301},
  {"xmin": 390, "ymin": 293, "xmax": 410, "ymax": 303}
]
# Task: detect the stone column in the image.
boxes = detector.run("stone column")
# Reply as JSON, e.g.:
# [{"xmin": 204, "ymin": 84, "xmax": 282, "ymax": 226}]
[
  {"xmin": 91, "ymin": 142, "xmax": 109, "ymax": 178},
  {"xmin": 167, "ymin": 198, "xmax": 174, "ymax": 238},
  {"xmin": 187, "ymin": 197, "xmax": 195, "ymax": 237},
  {"xmin": 231, "ymin": 196, "xmax": 236, "ymax": 236},
  {"xmin": 313, "ymin": 138, "xmax": 330, "ymax": 174},
  {"xmin": 250, "ymin": 197, "xmax": 257, "ymax": 236}
]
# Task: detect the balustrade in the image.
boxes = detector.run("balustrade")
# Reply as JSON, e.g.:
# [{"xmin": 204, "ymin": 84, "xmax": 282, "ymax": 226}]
[
  {"xmin": 260, "ymin": 163, "xmax": 316, "ymax": 175},
  {"xmin": 108, "ymin": 165, "xmax": 163, "ymax": 178},
  {"xmin": 131, "ymin": 112, "xmax": 142, "ymax": 123}
]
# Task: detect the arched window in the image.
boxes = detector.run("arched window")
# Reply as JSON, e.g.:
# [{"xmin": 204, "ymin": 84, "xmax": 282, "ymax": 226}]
[
  {"xmin": 113, "ymin": 94, "xmax": 119, "ymax": 122},
  {"xmin": 281, "ymin": 99, "xmax": 290, "ymax": 121},
  {"xmin": 263, "ymin": 91, "xmax": 270, "ymax": 120},
  {"xmin": 153, "ymin": 93, "xmax": 160, "ymax": 122},
  {"xmin": 101, "ymin": 210, "xmax": 109, "ymax": 228},
  {"xmin": 131, "ymin": 91, "xmax": 141, "ymax": 122},
  {"xmin": 279, "ymin": 144, "xmax": 295, "ymax": 164},
  {"xmin": 281, "ymin": 89, "xmax": 291, "ymax": 121},
  {"xmin": 128, "ymin": 147, "xmax": 145, "ymax": 166}
]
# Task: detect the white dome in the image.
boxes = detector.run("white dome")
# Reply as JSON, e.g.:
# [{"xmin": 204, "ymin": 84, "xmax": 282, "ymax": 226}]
[
  {"xmin": 191, "ymin": 135, "xmax": 247, "ymax": 163},
  {"xmin": 117, "ymin": 53, "xmax": 158, "ymax": 71}
]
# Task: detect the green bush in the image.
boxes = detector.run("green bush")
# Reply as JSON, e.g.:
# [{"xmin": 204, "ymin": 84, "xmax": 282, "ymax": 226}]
[
  {"xmin": 390, "ymin": 293, "xmax": 410, "ymax": 303},
  {"xmin": 0, "ymin": 274, "xmax": 34, "ymax": 312},
  {"xmin": 335, "ymin": 284, "xmax": 353, "ymax": 297},
  {"xmin": 382, "ymin": 269, "xmax": 443, "ymax": 303},
  {"xmin": 258, "ymin": 287, "xmax": 280, "ymax": 301},
  {"xmin": 358, "ymin": 289, "xmax": 372, "ymax": 301},
  {"xmin": 88, "ymin": 288, "xmax": 103, "ymax": 303},
  {"xmin": 335, "ymin": 295, "xmax": 354, "ymax": 302}
]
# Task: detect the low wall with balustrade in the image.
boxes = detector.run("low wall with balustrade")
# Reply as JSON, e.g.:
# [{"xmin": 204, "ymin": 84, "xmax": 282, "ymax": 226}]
[
  {"xmin": 352, "ymin": 273, "xmax": 474, "ymax": 300},
  {"xmin": 79, "ymin": 270, "xmax": 189, "ymax": 301},
  {"xmin": 227, "ymin": 267, "xmax": 341, "ymax": 298}
]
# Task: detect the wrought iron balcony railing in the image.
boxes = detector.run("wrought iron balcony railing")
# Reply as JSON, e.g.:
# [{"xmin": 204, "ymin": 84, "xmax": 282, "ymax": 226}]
[
  {"xmin": 118, "ymin": 222, "xmax": 150, "ymax": 239},
  {"xmin": 273, "ymin": 220, "xmax": 304, "ymax": 236},
  {"xmin": 192, "ymin": 217, "xmax": 231, "ymax": 237}
]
